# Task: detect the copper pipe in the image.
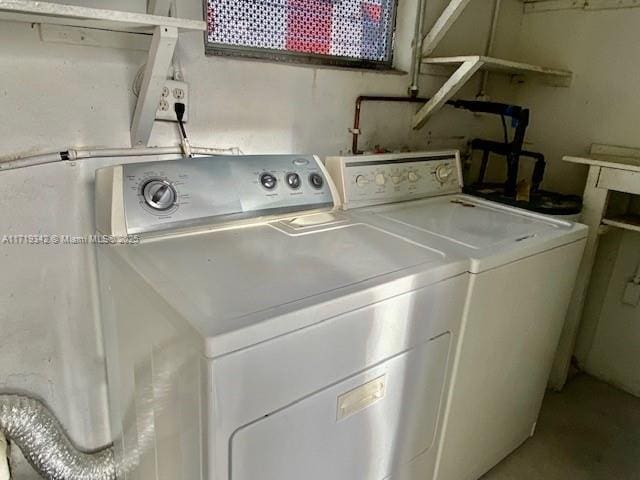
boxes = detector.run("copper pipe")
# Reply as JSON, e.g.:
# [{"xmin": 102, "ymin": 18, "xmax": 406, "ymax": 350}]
[{"xmin": 352, "ymin": 96, "xmax": 436, "ymax": 154}]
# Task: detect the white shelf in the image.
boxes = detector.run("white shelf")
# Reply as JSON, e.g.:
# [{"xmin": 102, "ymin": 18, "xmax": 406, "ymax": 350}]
[
  {"xmin": 410, "ymin": 0, "xmax": 574, "ymax": 129},
  {"xmin": 565, "ymin": 145, "xmax": 640, "ymax": 173},
  {"xmin": 523, "ymin": 0, "xmax": 640, "ymax": 14},
  {"xmin": 565, "ymin": 155, "xmax": 640, "ymax": 174},
  {"xmin": 0, "ymin": 1, "xmax": 205, "ymax": 33},
  {"xmin": 0, "ymin": 1, "xmax": 206, "ymax": 147},
  {"xmin": 602, "ymin": 215, "xmax": 640, "ymax": 234},
  {"xmin": 423, "ymin": 56, "xmax": 573, "ymax": 79},
  {"xmin": 413, "ymin": 55, "xmax": 572, "ymax": 129}
]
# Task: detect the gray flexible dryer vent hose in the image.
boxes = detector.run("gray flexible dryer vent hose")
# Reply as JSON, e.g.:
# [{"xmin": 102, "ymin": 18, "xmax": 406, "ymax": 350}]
[{"xmin": 0, "ymin": 395, "xmax": 116, "ymax": 480}]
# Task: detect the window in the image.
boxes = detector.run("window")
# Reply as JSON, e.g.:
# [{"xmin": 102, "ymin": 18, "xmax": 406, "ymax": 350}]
[{"xmin": 205, "ymin": 0, "xmax": 397, "ymax": 69}]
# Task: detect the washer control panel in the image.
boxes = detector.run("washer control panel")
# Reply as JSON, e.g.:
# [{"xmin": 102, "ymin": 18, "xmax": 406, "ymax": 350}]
[
  {"xmin": 325, "ymin": 151, "xmax": 462, "ymax": 209},
  {"xmin": 95, "ymin": 155, "xmax": 335, "ymax": 235}
]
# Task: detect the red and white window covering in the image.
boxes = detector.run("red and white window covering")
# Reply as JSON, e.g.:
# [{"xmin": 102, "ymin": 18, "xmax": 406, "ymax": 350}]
[{"xmin": 206, "ymin": 0, "xmax": 395, "ymax": 63}]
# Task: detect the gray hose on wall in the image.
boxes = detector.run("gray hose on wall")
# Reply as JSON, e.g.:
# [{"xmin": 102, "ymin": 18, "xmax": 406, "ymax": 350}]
[{"xmin": 0, "ymin": 395, "xmax": 116, "ymax": 480}]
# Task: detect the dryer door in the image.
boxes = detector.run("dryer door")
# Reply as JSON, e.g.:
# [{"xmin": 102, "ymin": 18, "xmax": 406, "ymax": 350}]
[{"xmin": 230, "ymin": 334, "xmax": 450, "ymax": 480}]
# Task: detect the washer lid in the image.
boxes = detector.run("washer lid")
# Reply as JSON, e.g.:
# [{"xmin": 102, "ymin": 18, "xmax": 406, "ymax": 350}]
[
  {"xmin": 370, "ymin": 195, "xmax": 587, "ymax": 272},
  {"xmin": 109, "ymin": 217, "xmax": 466, "ymax": 357}
]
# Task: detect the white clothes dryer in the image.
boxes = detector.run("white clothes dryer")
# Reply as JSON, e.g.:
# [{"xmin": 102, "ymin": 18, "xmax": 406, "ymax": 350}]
[{"xmin": 94, "ymin": 154, "xmax": 470, "ymax": 480}]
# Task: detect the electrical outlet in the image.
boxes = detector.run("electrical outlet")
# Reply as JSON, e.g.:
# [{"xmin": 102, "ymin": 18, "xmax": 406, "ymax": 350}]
[
  {"xmin": 155, "ymin": 80, "xmax": 188, "ymax": 123},
  {"xmin": 173, "ymin": 87, "xmax": 185, "ymax": 100}
]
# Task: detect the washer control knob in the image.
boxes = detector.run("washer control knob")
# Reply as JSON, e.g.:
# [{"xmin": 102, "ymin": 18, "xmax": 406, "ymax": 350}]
[
  {"xmin": 375, "ymin": 173, "xmax": 386, "ymax": 186},
  {"xmin": 355, "ymin": 175, "xmax": 369, "ymax": 187},
  {"xmin": 435, "ymin": 164, "xmax": 454, "ymax": 183},
  {"xmin": 309, "ymin": 172, "xmax": 324, "ymax": 189},
  {"xmin": 260, "ymin": 172, "xmax": 278, "ymax": 190},
  {"xmin": 286, "ymin": 172, "xmax": 301, "ymax": 189},
  {"xmin": 408, "ymin": 171, "xmax": 419, "ymax": 182},
  {"xmin": 142, "ymin": 180, "xmax": 177, "ymax": 211},
  {"xmin": 391, "ymin": 175, "xmax": 402, "ymax": 185}
]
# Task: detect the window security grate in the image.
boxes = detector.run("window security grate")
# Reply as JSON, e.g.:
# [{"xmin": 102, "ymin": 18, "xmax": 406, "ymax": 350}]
[{"xmin": 205, "ymin": 0, "xmax": 396, "ymax": 69}]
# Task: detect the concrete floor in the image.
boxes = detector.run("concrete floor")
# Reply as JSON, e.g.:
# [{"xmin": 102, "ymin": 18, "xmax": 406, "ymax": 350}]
[{"xmin": 482, "ymin": 374, "xmax": 640, "ymax": 480}]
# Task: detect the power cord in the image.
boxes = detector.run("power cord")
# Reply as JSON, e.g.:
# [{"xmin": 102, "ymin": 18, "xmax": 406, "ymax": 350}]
[{"xmin": 174, "ymin": 103, "xmax": 192, "ymax": 158}]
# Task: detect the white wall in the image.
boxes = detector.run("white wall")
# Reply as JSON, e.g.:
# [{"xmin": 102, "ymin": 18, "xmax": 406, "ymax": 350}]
[
  {"xmin": 583, "ymin": 230, "xmax": 640, "ymax": 396},
  {"xmin": 509, "ymin": 7, "xmax": 640, "ymax": 396},
  {"xmin": 0, "ymin": 1, "xmax": 512, "ymax": 477}
]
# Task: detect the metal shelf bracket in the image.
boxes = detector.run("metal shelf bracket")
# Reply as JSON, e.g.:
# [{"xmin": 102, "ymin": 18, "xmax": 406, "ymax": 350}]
[
  {"xmin": 0, "ymin": 1, "xmax": 205, "ymax": 147},
  {"xmin": 413, "ymin": 58, "xmax": 482, "ymax": 129},
  {"xmin": 422, "ymin": 0, "xmax": 474, "ymax": 57},
  {"xmin": 130, "ymin": 26, "xmax": 179, "ymax": 147}
]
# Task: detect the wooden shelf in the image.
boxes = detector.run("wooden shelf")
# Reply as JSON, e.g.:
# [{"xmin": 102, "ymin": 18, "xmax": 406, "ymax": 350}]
[
  {"xmin": 602, "ymin": 215, "xmax": 640, "ymax": 234},
  {"xmin": 0, "ymin": 1, "xmax": 205, "ymax": 33},
  {"xmin": 413, "ymin": 55, "xmax": 572, "ymax": 129}
]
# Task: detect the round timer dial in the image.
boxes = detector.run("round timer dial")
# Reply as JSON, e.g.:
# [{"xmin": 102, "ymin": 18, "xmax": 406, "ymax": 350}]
[{"xmin": 142, "ymin": 179, "xmax": 177, "ymax": 211}]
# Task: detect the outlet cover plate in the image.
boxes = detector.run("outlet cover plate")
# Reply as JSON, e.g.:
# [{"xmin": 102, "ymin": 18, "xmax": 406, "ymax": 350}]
[{"xmin": 156, "ymin": 80, "xmax": 188, "ymax": 123}]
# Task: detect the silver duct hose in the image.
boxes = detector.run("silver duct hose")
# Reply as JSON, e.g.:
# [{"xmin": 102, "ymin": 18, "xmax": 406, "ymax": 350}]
[{"xmin": 0, "ymin": 395, "xmax": 115, "ymax": 480}]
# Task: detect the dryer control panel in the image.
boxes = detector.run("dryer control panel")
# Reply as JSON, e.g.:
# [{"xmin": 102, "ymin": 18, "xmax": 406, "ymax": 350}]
[
  {"xmin": 95, "ymin": 155, "xmax": 336, "ymax": 236},
  {"xmin": 325, "ymin": 151, "xmax": 462, "ymax": 210}
]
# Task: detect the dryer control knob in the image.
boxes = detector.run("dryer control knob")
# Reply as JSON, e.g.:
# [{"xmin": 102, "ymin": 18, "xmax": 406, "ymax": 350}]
[
  {"xmin": 408, "ymin": 172, "xmax": 419, "ymax": 182},
  {"xmin": 286, "ymin": 173, "xmax": 301, "ymax": 190},
  {"xmin": 260, "ymin": 173, "xmax": 278, "ymax": 190},
  {"xmin": 309, "ymin": 172, "xmax": 324, "ymax": 189},
  {"xmin": 375, "ymin": 173, "xmax": 386, "ymax": 186},
  {"xmin": 142, "ymin": 180, "xmax": 177, "ymax": 211}
]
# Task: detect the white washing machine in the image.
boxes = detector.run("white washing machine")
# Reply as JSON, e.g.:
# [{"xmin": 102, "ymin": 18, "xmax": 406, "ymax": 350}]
[
  {"xmin": 94, "ymin": 154, "xmax": 470, "ymax": 480},
  {"xmin": 326, "ymin": 151, "xmax": 588, "ymax": 480}
]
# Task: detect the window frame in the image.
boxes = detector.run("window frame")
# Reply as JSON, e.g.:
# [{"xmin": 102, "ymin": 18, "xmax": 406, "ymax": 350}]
[{"xmin": 203, "ymin": 0, "xmax": 399, "ymax": 71}]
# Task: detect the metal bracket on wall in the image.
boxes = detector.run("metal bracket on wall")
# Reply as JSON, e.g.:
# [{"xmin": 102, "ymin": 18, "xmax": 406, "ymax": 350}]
[
  {"xmin": 413, "ymin": 56, "xmax": 573, "ymax": 129},
  {"xmin": 409, "ymin": 0, "xmax": 573, "ymax": 129},
  {"xmin": 421, "ymin": 0, "xmax": 474, "ymax": 57},
  {"xmin": 409, "ymin": 0, "xmax": 475, "ymax": 94},
  {"xmin": 131, "ymin": 26, "xmax": 179, "ymax": 147},
  {"xmin": 413, "ymin": 59, "xmax": 482, "ymax": 129}
]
